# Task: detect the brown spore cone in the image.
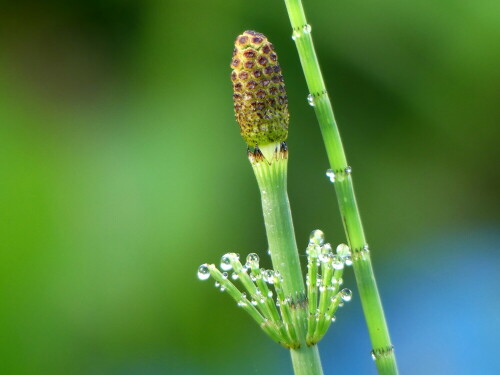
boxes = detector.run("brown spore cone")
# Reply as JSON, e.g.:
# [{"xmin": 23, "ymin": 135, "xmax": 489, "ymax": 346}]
[{"xmin": 231, "ymin": 30, "xmax": 289, "ymax": 147}]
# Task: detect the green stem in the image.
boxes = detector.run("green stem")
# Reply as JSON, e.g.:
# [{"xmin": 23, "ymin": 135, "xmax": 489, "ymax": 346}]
[
  {"xmin": 252, "ymin": 148, "xmax": 324, "ymax": 375},
  {"xmin": 282, "ymin": 1, "xmax": 399, "ymax": 374}
]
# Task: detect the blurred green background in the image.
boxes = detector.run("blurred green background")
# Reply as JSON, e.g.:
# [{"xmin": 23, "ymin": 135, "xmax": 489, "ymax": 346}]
[{"xmin": 1, "ymin": 0, "xmax": 499, "ymax": 374}]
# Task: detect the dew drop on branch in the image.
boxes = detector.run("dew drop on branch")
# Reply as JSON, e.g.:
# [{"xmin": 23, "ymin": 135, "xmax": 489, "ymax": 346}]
[
  {"xmin": 336, "ymin": 243, "xmax": 351, "ymax": 259},
  {"xmin": 246, "ymin": 253, "xmax": 260, "ymax": 268},
  {"xmin": 326, "ymin": 169, "xmax": 335, "ymax": 183},
  {"xmin": 197, "ymin": 264, "xmax": 211, "ymax": 280},
  {"xmin": 307, "ymin": 94, "xmax": 315, "ymax": 106},
  {"xmin": 309, "ymin": 229, "xmax": 325, "ymax": 246},
  {"xmin": 220, "ymin": 254, "xmax": 233, "ymax": 271},
  {"xmin": 340, "ymin": 288, "xmax": 352, "ymax": 302}
]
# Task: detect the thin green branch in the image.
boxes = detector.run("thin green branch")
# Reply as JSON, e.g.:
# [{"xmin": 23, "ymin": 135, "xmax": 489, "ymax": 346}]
[{"xmin": 282, "ymin": 1, "xmax": 399, "ymax": 373}]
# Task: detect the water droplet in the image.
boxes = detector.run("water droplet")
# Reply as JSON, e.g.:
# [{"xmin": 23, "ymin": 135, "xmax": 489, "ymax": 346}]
[
  {"xmin": 276, "ymin": 300, "xmax": 281, "ymax": 307},
  {"xmin": 220, "ymin": 254, "xmax": 233, "ymax": 271},
  {"xmin": 336, "ymin": 243, "xmax": 351, "ymax": 259},
  {"xmin": 250, "ymin": 274, "xmax": 257, "ymax": 282},
  {"xmin": 322, "ymin": 243, "xmax": 332, "ymax": 253},
  {"xmin": 319, "ymin": 253, "xmax": 329, "ymax": 263},
  {"xmin": 197, "ymin": 264, "xmax": 211, "ymax": 280},
  {"xmin": 338, "ymin": 278, "xmax": 343, "ymax": 285},
  {"xmin": 307, "ymin": 94, "xmax": 315, "ymax": 106},
  {"xmin": 307, "ymin": 244, "xmax": 321, "ymax": 257},
  {"xmin": 220, "ymin": 285, "xmax": 226, "ymax": 292},
  {"xmin": 344, "ymin": 166, "xmax": 352, "ymax": 174},
  {"xmin": 362, "ymin": 245, "xmax": 370, "ymax": 253},
  {"xmin": 326, "ymin": 169, "xmax": 335, "ymax": 183},
  {"xmin": 340, "ymin": 288, "xmax": 352, "ymax": 302},
  {"xmin": 241, "ymin": 292, "xmax": 247, "ymax": 299},
  {"xmin": 214, "ymin": 281, "xmax": 220, "ymax": 287},
  {"xmin": 292, "ymin": 29, "xmax": 301, "ymax": 40},
  {"xmin": 371, "ymin": 351, "xmax": 377, "ymax": 361},
  {"xmin": 309, "ymin": 229, "xmax": 325, "ymax": 246},
  {"xmin": 303, "ymin": 24, "xmax": 312, "ymax": 33},
  {"xmin": 319, "ymin": 285, "xmax": 326, "ymax": 292},
  {"xmin": 267, "ymin": 248, "xmax": 271, "ymax": 255},
  {"xmin": 264, "ymin": 269, "xmax": 275, "ymax": 284},
  {"xmin": 251, "ymin": 300, "xmax": 258, "ymax": 306},
  {"xmin": 331, "ymin": 316, "xmax": 336, "ymax": 322},
  {"xmin": 267, "ymin": 291, "xmax": 273, "ymax": 298},
  {"xmin": 331, "ymin": 255, "xmax": 344, "ymax": 270},
  {"xmin": 231, "ymin": 272, "xmax": 239, "ymax": 280},
  {"xmin": 345, "ymin": 256, "xmax": 353, "ymax": 266},
  {"xmin": 246, "ymin": 253, "xmax": 260, "ymax": 268}
]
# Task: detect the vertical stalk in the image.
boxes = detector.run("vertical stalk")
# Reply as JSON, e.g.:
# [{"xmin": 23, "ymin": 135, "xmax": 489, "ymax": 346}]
[
  {"xmin": 252, "ymin": 149, "xmax": 324, "ymax": 375},
  {"xmin": 282, "ymin": 1, "xmax": 399, "ymax": 374}
]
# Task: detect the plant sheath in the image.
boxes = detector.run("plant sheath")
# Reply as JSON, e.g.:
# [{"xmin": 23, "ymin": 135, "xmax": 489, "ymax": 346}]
[{"xmin": 282, "ymin": 0, "xmax": 399, "ymax": 373}]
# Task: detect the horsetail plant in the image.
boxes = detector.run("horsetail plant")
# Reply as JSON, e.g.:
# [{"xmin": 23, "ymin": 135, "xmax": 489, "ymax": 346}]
[
  {"xmin": 198, "ymin": 31, "xmax": 353, "ymax": 375},
  {"xmin": 282, "ymin": 1, "xmax": 399, "ymax": 374}
]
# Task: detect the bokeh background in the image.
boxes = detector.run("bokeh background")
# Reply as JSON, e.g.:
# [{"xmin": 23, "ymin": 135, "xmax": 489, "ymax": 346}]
[{"xmin": 1, "ymin": 0, "xmax": 499, "ymax": 374}]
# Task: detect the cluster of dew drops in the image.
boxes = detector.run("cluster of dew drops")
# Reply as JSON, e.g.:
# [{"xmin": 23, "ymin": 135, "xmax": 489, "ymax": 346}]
[
  {"xmin": 197, "ymin": 251, "xmax": 284, "ymax": 310},
  {"xmin": 197, "ymin": 229, "xmax": 354, "ymax": 304},
  {"xmin": 197, "ymin": 252, "xmax": 277, "ymax": 285},
  {"xmin": 307, "ymin": 229, "xmax": 353, "ymax": 307}
]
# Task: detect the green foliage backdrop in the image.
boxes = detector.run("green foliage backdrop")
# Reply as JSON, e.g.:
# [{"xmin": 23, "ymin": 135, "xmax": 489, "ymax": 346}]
[{"xmin": 0, "ymin": 0, "xmax": 498, "ymax": 374}]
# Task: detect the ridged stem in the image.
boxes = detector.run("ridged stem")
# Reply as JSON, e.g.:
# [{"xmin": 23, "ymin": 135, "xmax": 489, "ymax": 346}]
[
  {"xmin": 252, "ymin": 150, "xmax": 324, "ymax": 375},
  {"xmin": 283, "ymin": 1, "xmax": 399, "ymax": 374}
]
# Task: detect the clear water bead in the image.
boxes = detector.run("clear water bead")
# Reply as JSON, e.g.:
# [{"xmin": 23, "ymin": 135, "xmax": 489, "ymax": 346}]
[
  {"xmin": 246, "ymin": 253, "xmax": 260, "ymax": 268},
  {"xmin": 331, "ymin": 255, "xmax": 344, "ymax": 270},
  {"xmin": 220, "ymin": 254, "xmax": 233, "ymax": 271},
  {"xmin": 309, "ymin": 229, "xmax": 325, "ymax": 246},
  {"xmin": 326, "ymin": 169, "xmax": 336, "ymax": 183},
  {"xmin": 303, "ymin": 24, "xmax": 312, "ymax": 33},
  {"xmin": 222, "ymin": 272, "xmax": 228, "ymax": 279},
  {"xmin": 340, "ymin": 288, "xmax": 352, "ymax": 302},
  {"xmin": 331, "ymin": 316, "xmax": 336, "ymax": 322},
  {"xmin": 231, "ymin": 272, "xmax": 239, "ymax": 280},
  {"xmin": 214, "ymin": 281, "xmax": 220, "ymax": 288},
  {"xmin": 319, "ymin": 253, "xmax": 330, "ymax": 263},
  {"xmin": 292, "ymin": 29, "xmax": 301, "ymax": 40},
  {"xmin": 220, "ymin": 286, "xmax": 226, "ymax": 292},
  {"xmin": 307, "ymin": 94, "xmax": 315, "ymax": 106},
  {"xmin": 344, "ymin": 256, "xmax": 353, "ymax": 266},
  {"xmin": 344, "ymin": 166, "xmax": 352, "ymax": 174},
  {"xmin": 264, "ymin": 269, "xmax": 275, "ymax": 284},
  {"xmin": 336, "ymin": 243, "xmax": 351, "ymax": 258},
  {"xmin": 322, "ymin": 243, "xmax": 333, "ymax": 253},
  {"xmin": 197, "ymin": 264, "xmax": 210, "ymax": 280}
]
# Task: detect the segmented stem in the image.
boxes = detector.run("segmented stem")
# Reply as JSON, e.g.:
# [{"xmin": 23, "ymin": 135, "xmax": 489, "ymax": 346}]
[{"xmin": 282, "ymin": 1, "xmax": 399, "ymax": 373}]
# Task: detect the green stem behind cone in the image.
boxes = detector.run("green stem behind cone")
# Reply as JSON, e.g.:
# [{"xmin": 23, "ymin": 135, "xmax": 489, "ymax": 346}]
[
  {"xmin": 282, "ymin": 1, "xmax": 399, "ymax": 374},
  {"xmin": 251, "ymin": 147, "xmax": 324, "ymax": 375}
]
